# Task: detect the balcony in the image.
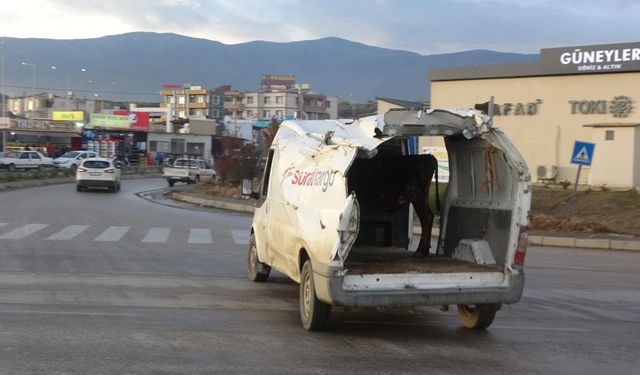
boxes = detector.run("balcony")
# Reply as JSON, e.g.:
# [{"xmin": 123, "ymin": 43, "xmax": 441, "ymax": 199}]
[
  {"xmin": 224, "ymin": 102, "xmax": 244, "ymax": 111},
  {"xmin": 188, "ymin": 102, "xmax": 207, "ymax": 109},
  {"xmin": 303, "ymin": 105, "xmax": 326, "ymax": 113}
]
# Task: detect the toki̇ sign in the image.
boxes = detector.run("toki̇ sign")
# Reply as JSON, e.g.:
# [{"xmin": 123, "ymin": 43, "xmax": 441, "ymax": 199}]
[
  {"xmin": 540, "ymin": 42, "xmax": 640, "ymax": 74},
  {"xmin": 568, "ymin": 95, "xmax": 633, "ymax": 118}
]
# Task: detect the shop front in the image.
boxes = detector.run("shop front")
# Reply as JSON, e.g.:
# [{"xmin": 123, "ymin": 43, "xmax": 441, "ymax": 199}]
[
  {"xmin": 84, "ymin": 112, "xmax": 152, "ymax": 165},
  {"xmin": 4, "ymin": 119, "xmax": 82, "ymax": 157}
]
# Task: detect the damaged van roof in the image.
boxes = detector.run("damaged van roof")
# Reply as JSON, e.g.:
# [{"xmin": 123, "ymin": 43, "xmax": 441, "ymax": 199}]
[{"xmin": 275, "ymin": 108, "xmax": 495, "ymax": 152}]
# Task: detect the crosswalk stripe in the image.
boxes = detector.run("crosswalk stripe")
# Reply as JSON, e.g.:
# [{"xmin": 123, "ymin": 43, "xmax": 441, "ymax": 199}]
[
  {"xmin": 142, "ymin": 227, "xmax": 170, "ymax": 243},
  {"xmin": 94, "ymin": 226, "xmax": 130, "ymax": 242},
  {"xmin": 188, "ymin": 229, "xmax": 212, "ymax": 244},
  {"xmin": 0, "ymin": 224, "xmax": 50, "ymax": 239},
  {"xmin": 231, "ymin": 230, "xmax": 250, "ymax": 245},
  {"xmin": 46, "ymin": 225, "xmax": 90, "ymax": 240}
]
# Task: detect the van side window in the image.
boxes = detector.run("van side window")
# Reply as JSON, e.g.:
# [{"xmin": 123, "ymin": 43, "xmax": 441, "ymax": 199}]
[{"xmin": 262, "ymin": 150, "xmax": 275, "ymax": 196}]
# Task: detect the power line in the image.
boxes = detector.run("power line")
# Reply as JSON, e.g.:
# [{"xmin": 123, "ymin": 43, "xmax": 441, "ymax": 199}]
[{"xmin": 3, "ymin": 84, "xmax": 161, "ymax": 98}]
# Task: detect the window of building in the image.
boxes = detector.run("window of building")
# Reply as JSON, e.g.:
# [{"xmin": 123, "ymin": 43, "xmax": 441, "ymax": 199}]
[
  {"xmin": 276, "ymin": 110, "xmax": 283, "ymax": 117},
  {"xmin": 246, "ymin": 96, "xmax": 254, "ymax": 104},
  {"xmin": 213, "ymin": 96, "xmax": 220, "ymax": 105},
  {"xmin": 170, "ymin": 139, "xmax": 186, "ymax": 153},
  {"xmin": 150, "ymin": 141, "xmax": 170, "ymax": 153},
  {"xmin": 187, "ymin": 142, "xmax": 205, "ymax": 156},
  {"xmin": 212, "ymin": 109, "xmax": 219, "ymax": 118},
  {"xmin": 196, "ymin": 95, "xmax": 204, "ymax": 103},
  {"xmin": 246, "ymin": 110, "xmax": 254, "ymax": 117},
  {"xmin": 263, "ymin": 96, "xmax": 271, "ymax": 105},
  {"xmin": 276, "ymin": 96, "xmax": 283, "ymax": 104},
  {"xmin": 178, "ymin": 96, "xmax": 185, "ymax": 104},
  {"xmin": 605, "ymin": 130, "xmax": 615, "ymax": 141},
  {"xmin": 263, "ymin": 110, "xmax": 271, "ymax": 118},
  {"xmin": 178, "ymin": 110, "xmax": 186, "ymax": 118},
  {"xmin": 326, "ymin": 101, "xmax": 331, "ymax": 108}
]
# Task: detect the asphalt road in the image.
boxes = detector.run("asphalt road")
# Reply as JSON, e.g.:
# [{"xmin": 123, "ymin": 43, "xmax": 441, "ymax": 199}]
[{"xmin": 0, "ymin": 178, "xmax": 638, "ymax": 374}]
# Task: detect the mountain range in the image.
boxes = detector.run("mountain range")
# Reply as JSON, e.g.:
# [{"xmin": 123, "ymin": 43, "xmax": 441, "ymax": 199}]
[{"xmin": 0, "ymin": 32, "xmax": 538, "ymax": 102}]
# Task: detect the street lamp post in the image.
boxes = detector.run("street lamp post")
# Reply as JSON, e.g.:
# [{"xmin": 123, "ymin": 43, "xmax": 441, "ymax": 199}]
[{"xmin": 21, "ymin": 62, "xmax": 37, "ymax": 116}]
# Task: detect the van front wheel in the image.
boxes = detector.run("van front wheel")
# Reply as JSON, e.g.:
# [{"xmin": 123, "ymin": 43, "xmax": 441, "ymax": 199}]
[
  {"xmin": 247, "ymin": 233, "xmax": 270, "ymax": 282},
  {"xmin": 457, "ymin": 304, "xmax": 498, "ymax": 330},
  {"xmin": 300, "ymin": 260, "xmax": 331, "ymax": 331}
]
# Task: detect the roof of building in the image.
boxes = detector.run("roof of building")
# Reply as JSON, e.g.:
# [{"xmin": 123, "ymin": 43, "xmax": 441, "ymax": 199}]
[
  {"xmin": 430, "ymin": 42, "xmax": 640, "ymax": 82},
  {"xmin": 376, "ymin": 97, "xmax": 425, "ymax": 109}
]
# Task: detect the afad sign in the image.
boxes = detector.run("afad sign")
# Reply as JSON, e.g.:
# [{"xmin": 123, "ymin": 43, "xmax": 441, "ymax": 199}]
[{"xmin": 282, "ymin": 165, "xmax": 336, "ymax": 192}]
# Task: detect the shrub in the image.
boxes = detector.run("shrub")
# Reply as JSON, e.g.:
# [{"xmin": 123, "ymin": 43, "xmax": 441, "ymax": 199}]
[{"xmin": 216, "ymin": 144, "xmax": 261, "ymax": 185}]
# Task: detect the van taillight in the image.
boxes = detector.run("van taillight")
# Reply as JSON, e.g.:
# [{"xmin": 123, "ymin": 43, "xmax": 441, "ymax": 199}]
[{"xmin": 514, "ymin": 225, "xmax": 528, "ymax": 266}]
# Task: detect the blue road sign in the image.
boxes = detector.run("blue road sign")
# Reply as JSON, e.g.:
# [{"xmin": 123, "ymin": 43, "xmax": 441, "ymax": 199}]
[{"xmin": 571, "ymin": 141, "xmax": 595, "ymax": 166}]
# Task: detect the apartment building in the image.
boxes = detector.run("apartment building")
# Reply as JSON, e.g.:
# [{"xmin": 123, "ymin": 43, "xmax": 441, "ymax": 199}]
[
  {"xmin": 8, "ymin": 93, "xmax": 109, "ymax": 119},
  {"xmin": 239, "ymin": 84, "xmax": 338, "ymax": 121},
  {"xmin": 159, "ymin": 84, "xmax": 227, "ymax": 121}
]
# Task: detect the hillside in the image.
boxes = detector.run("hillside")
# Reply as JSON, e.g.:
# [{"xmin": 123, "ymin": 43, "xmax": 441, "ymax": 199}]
[{"xmin": 1, "ymin": 32, "xmax": 537, "ymax": 102}]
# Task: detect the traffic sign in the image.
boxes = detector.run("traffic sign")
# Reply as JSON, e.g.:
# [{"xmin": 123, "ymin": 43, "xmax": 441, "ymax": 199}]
[{"xmin": 571, "ymin": 141, "xmax": 595, "ymax": 166}]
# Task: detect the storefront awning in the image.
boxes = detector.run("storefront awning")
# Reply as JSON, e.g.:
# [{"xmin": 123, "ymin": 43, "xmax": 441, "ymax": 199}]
[{"xmin": 10, "ymin": 130, "xmax": 82, "ymax": 138}]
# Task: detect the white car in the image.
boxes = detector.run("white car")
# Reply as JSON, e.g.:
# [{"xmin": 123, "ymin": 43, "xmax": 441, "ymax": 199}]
[
  {"xmin": 76, "ymin": 158, "xmax": 122, "ymax": 192},
  {"xmin": 53, "ymin": 151, "xmax": 98, "ymax": 171},
  {"xmin": 0, "ymin": 151, "xmax": 54, "ymax": 172}
]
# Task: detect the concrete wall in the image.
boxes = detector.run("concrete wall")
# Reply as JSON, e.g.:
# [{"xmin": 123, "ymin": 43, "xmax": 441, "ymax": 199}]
[
  {"xmin": 429, "ymin": 72, "xmax": 640, "ymax": 187},
  {"xmin": 589, "ymin": 127, "xmax": 635, "ymax": 188}
]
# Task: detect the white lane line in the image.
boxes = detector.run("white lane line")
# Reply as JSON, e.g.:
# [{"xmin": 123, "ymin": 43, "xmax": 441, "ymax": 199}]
[
  {"xmin": 231, "ymin": 230, "xmax": 250, "ymax": 245},
  {"xmin": 0, "ymin": 224, "xmax": 50, "ymax": 239},
  {"xmin": 142, "ymin": 227, "xmax": 170, "ymax": 243},
  {"xmin": 188, "ymin": 229, "xmax": 212, "ymax": 244},
  {"xmin": 46, "ymin": 225, "xmax": 90, "ymax": 240},
  {"xmin": 94, "ymin": 226, "xmax": 130, "ymax": 242},
  {"xmin": 0, "ymin": 223, "xmax": 8, "ymax": 228}
]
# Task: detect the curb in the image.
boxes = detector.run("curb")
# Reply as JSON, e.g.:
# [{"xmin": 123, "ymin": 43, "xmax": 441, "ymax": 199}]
[
  {"xmin": 169, "ymin": 192, "xmax": 640, "ymax": 252},
  {"xmin": 171, "ymin": 192, "xmax": 256, "ymax": 214},
  {"xmin": 0, "ymin": 173, "xmax": 163, "ymax": 191}
]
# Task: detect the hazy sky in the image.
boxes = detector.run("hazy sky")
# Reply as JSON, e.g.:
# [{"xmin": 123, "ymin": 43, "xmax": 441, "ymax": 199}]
[{"xmin": 0, "ymin": 0, "xmax": 638, "ymax": 54}]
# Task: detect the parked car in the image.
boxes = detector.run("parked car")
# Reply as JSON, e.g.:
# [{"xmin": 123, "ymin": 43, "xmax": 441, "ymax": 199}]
[
  {"xmin": 248, "ymin": 108, "xmax": 531, "ymax": 331},
  {"xmin": 76, "ymin": 158, "xmax": 121, "ymax": 192},
  {"xmin": 162, "ymin": 157, "xmax": 216, "ymax": 186},
  {"xmin": 53, "ymin": 151, "xmax": 98, "ymax": 171},
  {"xmin": 0, "ymin": 151, "xmax": 54, "ymax": 172}
]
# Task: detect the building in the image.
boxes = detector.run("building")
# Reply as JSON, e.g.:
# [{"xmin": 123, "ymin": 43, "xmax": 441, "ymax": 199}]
[
  {"xmin": 8, "ymin": 93, "xmax": 111, "ymax": 119},
  {"xmin": 159, "ymin": 84, "xmax": 227, "ymax": 121},
  {"xmin": 376, "ymin": 97, "xmax": 427, "ymax": 114},
  {"xmin": 427, "ymin": 41, "xmax": 640, "ymax": 189},
  {"xmin": 239, "ymin": 76, "xmax": 338, "ymax": 121}
]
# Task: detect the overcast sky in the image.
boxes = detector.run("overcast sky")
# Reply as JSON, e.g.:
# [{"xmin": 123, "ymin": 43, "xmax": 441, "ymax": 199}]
[{"xmin": 0, "ymin": 0, "xmax": 638, "ymax": 55}]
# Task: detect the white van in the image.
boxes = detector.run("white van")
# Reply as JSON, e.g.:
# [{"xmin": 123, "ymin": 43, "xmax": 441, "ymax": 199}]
[{"xmin": 248, "ymin": 108, "xmax": 531, "ymax": 331}]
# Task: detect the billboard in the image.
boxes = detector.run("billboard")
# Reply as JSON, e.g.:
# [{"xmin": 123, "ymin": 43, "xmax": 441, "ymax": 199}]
[
  {"xmin": 113, "ymin": 110, "xmax": 150, "ymax": 130},
  {"xmin": 261, "ymin": 74, "xmax": 295, "ymax": 91},
  {"xmin": 53, "ymin": 111, "xmax": 84, "ymax": 121},
  {"xmin": 88, "ymin": 114, "xmax": 134, "ymax": 129},
  {"xmin": 540, "ymin": 42, "xmax": 640, "ymax": 74}
]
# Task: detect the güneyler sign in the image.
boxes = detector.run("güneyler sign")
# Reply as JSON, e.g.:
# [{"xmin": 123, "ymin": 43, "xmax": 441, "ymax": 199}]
[{"xmin": 540, "ymin": 42, "xmax": 640, "ymax": 74}]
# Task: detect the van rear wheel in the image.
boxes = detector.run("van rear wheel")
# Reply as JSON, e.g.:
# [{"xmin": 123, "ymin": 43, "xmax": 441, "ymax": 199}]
[
  {"xmin": 457, "ymin": 304, "xmax": 498, "ymax": 330},
  {"xmin": 247, "ymin": 233, "xmax": 270, "ymax": 282},
  {"xmin": 300, "ymin": 260, "xmax": 331, "ymax": 331}
]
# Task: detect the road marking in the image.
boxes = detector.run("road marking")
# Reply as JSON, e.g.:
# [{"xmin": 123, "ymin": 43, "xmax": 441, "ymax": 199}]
[
  {"xmin": 94, "ymin": 226, "xmax": 130, "ymax": 242},
  {"xmin": 0, "ymin": 310, "xmax": 138, "ymax": 317},
  {"xmin": 231, "ymin": 230, "xmax": 249, "ymax": 245},
  {"xmin": 0, "ymin": 223, "xmax": 8, "ymax": 228},
  {"xmin": 188, "ymin": 229, "xmax": 212, "ymax": 244},
  {"xmin": 142, "ymin": 227, "xmax": 170, "ymax": 243},
  {"xmin": 46, "ymin": 225, "xmax": 90, "ymax": 240},
  {"xmin": 0, "ymin": 224, "xmax": 50, "ymax": 239}
]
